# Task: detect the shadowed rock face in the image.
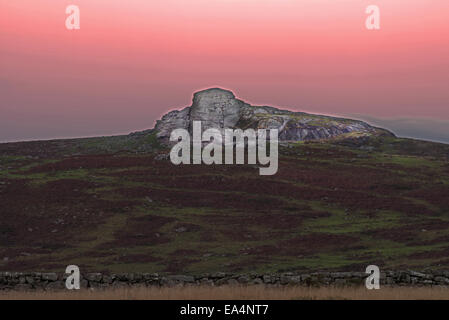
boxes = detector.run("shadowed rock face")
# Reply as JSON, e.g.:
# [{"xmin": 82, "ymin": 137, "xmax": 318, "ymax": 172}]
[{"xmin": 154, "ymin": 88, "xmax": 394, "ymax": 144}]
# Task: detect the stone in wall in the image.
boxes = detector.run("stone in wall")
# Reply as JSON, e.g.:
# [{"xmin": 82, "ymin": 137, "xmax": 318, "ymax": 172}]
[{"xmin": 0, "ymin": 270, "xmax": 448, "ymax": 290}]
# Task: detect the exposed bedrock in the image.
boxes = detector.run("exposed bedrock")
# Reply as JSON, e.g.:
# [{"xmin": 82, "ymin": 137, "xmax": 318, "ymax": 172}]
[{"xmin": 154, "ymin": 88, "xmax": 394, "ymax": 145}]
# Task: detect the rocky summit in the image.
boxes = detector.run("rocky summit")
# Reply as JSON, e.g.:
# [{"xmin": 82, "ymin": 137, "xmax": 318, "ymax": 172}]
[{"xmin": 154, "ymin": 88, "xmax": 394, "ymax": 145}]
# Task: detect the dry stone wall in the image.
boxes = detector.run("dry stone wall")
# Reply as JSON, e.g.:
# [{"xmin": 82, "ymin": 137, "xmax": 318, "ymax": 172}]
[{"xmin": 1, "ymin": 271, "xmax": 449, "ymax": 290}]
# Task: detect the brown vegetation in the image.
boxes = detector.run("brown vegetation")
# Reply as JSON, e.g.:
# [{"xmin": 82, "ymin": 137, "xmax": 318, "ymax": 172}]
[
  {"xmin": 1, "ymin": 136, "xmax": 449, "ymax": 274},
  {"xmin": 1, "ymin": 285, "xmax": 448, "ymax": 300}
]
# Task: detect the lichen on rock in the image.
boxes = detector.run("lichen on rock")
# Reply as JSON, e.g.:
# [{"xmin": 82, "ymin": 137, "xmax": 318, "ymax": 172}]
[{"xmin": 154, "ymin": 87, "xmax": 394, "ymax": 145}]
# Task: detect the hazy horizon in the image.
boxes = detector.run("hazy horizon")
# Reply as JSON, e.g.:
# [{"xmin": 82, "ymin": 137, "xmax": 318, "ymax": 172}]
[{"xmin": 1, "ymin": 96, "xmax": 449, "ymax": 145}]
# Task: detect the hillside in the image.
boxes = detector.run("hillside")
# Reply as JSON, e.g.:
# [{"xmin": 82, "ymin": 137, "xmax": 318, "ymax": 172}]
[{"xmin": 0, "ymin": 90, "xmax": 449, "ymax": 274}]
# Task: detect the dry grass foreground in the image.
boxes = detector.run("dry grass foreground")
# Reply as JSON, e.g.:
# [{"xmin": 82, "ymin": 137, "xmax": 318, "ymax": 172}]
[{"xmin": 1, "ymin": 285, "xmax": 449, "ymax": 300}]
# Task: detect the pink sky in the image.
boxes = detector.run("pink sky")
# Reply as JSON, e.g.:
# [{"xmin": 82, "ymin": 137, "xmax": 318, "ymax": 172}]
[{"xmin": 1, "ymin": 0, "xmax": 449, "ymax": 142}]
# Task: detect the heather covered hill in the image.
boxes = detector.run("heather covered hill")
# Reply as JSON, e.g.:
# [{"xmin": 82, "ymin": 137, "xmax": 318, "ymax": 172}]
[
  {"xmin": 0, "ymin": 89, "xmax": 448, "ymax": 274},
  {"xmin": 1, "ymin": 133, "xmax": 449, "ymax": 274}
]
